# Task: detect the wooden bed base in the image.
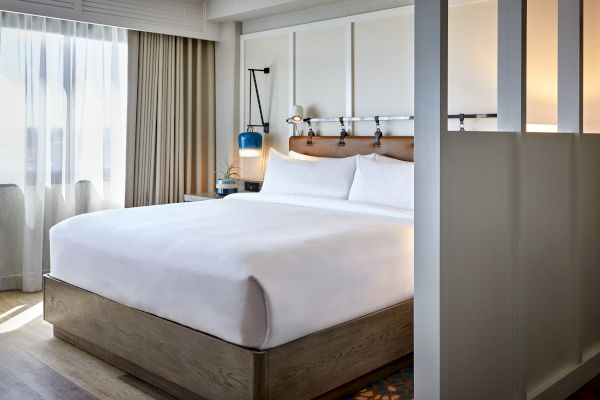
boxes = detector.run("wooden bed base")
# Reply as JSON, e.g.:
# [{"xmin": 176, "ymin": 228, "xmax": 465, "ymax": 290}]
[{"xmin": 44, "ymin": 275, "xmax": 413, "ymax": 400}]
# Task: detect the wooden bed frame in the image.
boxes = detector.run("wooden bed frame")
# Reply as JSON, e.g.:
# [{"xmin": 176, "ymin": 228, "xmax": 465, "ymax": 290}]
[{"xmin": 44, "ymin": 135, "xmax": 415, "ymax": 400}]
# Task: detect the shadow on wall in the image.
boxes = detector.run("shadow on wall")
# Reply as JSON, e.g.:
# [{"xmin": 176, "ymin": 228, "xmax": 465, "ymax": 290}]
[{"xmin": 0, "ymin": 181, "xmax": 103, "ymax": 288}]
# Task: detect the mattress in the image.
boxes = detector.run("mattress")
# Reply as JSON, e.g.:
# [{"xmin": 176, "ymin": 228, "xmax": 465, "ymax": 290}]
[{"xmin": 49, "ymin": 193, "xmax": 414, "ymax": 349}]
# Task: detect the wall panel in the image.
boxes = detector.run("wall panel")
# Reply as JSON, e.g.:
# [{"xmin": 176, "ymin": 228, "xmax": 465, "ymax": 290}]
[
  {"xmin": 295, "ymin": 26, "xmax": 346, "ymax": 136},
  {"xmin": 441, "ymin": 131, "xmax": 515, "ymax": 399},
  {"xmin": 242, "ymin": 34, "xmax": 288, "ymax": 180},
  {"xmin": 581, "ymin": 135, "xmax": 600, "ymax": 354},
  {"xmin": 521, "ymin": 133, "xmax": 574, "ymax": 392},
  {"xmin": 353, "ymin": 13, "xmax": 413, "ymax": 135},
  {"xmin": 238, "ymin": 1, "xmax": 501, "ymax": 160}
]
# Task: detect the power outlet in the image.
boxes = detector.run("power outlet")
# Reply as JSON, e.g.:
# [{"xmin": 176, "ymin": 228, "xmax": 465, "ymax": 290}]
[{"xmin": 244, "ymin": 181, "xmax": 262, "ymax": 192}]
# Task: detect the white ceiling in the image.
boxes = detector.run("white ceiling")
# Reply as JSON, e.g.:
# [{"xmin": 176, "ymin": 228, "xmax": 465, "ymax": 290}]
[
  {"xmin": 206, "ymin": 0, "xmax": 353, "ymax": 22},
  {"xmin": 206, "ymin": 0, "xmax": 493, "ymax": 23},
  {"xmin": 206, "ymin": 0, "xmax": 412, "ymax": 22}
]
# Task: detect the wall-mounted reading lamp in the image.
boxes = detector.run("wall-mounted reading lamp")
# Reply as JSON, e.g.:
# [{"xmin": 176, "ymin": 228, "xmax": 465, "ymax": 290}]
[
  {"xmin": 287, "ymin": 104, "xmax": 304, "ymax": 135},
  {"xmin": 239, "ymin": 68, "xmax": 270, "ymax": 158}
]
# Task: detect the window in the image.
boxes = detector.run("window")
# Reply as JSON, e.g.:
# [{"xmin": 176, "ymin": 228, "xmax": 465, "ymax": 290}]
[{"xmin": 0, "ymin": 11, "xmax": 128, "ymax": 291}]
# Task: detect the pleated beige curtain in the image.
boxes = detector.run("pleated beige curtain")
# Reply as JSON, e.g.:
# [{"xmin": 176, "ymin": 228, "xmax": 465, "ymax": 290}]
[{"xmin": 126, "ymin": 31, "xmax": 215, "ymax": 207}]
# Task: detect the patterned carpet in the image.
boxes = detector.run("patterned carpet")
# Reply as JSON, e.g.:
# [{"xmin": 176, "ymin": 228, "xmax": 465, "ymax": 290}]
[
  {"xmin": 344, "ymin": 365, "xmax": 414, "ymax": 400},
  {"xmin": 568, "ymin": 374, "xmax": 600, "ymax": 399},
  {"xmin": 344, "ymin": 364, "xmax": 600, "ymax": 400}
]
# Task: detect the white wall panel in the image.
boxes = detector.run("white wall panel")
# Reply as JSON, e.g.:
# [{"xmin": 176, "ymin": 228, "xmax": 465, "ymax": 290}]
[
  {"xmin": 353, "ymin": 13, "xmax": 414, "ymax": 135},
  {"xmin": 521, "ymin": 134, "xmax": 574, "ymax": 392},
  {"xmin": 295, "ymin": 26, "xmax": 346, "ymax": 135},
  {"xmin": 237, "ymin": 2, "xmax": 501, "ymax": 155},
  {"xmin": 440, "ymin": 131, "xmax": 600, "ymax": 400},
  {"xmin": 442, "ymin": 131, "xmax": 515, "ymax": 399},
  {"xmin": 582, "ymin": 135, "xmax": 600, "ymax": 354},
  {"xmin": 242, "ymin": 34, "xmax": 288, "ymax": 180}
]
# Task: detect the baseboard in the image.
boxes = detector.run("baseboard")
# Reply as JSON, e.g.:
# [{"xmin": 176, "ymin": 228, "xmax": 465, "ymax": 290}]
[
  {"xmin": 0, "ymin": 275, "xmax": 21, "ymax": 291},
  {"xmin": 529, "ymin": 344, "xmax": 600, "ymax": 400}
]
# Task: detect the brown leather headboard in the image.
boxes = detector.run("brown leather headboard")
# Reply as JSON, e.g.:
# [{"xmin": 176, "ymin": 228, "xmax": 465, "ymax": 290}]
[{"xmin": 289, "ymin": 135, "xmax": 414, "ymax": 162}]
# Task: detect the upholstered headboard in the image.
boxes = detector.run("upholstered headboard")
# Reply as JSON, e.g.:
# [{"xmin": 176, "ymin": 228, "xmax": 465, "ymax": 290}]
[{"xmin": 289, "ymin": 136, "xmax": 414, "ymax": 162}]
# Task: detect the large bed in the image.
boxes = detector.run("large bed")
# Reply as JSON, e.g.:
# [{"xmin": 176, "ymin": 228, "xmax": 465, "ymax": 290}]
[{"xmin": 44, "ymin": 136, "xmax": 415, "ymax": 400}]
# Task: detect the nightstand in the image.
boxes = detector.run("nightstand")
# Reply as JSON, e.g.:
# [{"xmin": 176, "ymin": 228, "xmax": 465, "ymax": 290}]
[{"xmin": 183, "ymin": 192, "xmax": 224, "ymax": 202}]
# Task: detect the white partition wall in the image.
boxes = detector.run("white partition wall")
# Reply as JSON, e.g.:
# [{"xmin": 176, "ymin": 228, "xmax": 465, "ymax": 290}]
[
  {"xmin": 413, "ymin": 0, "xmax": 446, "ymax": 398},
  {"xmin": 416, "ymin": 0, "xmax": 600, "ymax": 398}
]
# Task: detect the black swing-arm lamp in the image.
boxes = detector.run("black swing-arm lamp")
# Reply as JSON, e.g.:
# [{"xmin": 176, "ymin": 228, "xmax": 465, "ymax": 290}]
[{"xmin": 239, "ymin": 68, "xmax": 270, "ymax": 158}]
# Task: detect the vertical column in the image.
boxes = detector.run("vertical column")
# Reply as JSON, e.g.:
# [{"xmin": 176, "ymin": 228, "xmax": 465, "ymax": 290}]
[
  {"xmin": 498, "ymin": 0, "xmax": 527, "ymax": 132},
  {"xmin": 216, "ymin": 21, "xmax": 241, "ymax": 166},
  {"xmin": 125, "ymin": 30, "xmax": 139, "ymax": 208},
  {"xmin": 345, "ymin": 21, "xmax": 354, "ymax": 133},
  {"xmin": 558, "ymin": 0, "xmax": 584, "ymax": 367},
  {"xmin": 414, "ymin": 0, "xmax": 447, "ymax": 399},
  {"xmin": 558, "ymin": 0, "xmax": 583, "ymax": 133},
  {"xmin": 288, "ymin": 31, "xmax": 296, "ymax": 137},
  {"xmin": 498, "ymin": 1, "xmax": 527, "ymax": 398}
]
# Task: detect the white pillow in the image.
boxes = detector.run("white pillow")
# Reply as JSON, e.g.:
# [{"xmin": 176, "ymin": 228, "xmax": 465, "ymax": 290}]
[
  {"xmin": 348, "ymin": 155, "xmax": 414, "ymax": 210},
  {"xmin": 375, "ymin": 154, "xmax": 405, "ymax": 163},
  {"xmin": 288, "ymin": 150, "xmax": 327, "ymax": 161},
  {"xmin": 261, "ymin": 148, "xmax": 357, "ymax": 199},
  {"xmin": 289, "ymin": 150, "xmax": 376, "ymax": 161}
]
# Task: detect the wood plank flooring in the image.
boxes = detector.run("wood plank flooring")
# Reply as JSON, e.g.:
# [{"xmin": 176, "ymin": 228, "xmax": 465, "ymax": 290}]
[{"xmin": 0, "ymin": 290, "xmax": 175, "ymax": 400}]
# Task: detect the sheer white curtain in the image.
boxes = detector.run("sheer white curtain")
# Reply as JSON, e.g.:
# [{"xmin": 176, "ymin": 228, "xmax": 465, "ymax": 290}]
[{"xmin": 0, "ymin": 12, "xmax": 128, "ymax": 292}]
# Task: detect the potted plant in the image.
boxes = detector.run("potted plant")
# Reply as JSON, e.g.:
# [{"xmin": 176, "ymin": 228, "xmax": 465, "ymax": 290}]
[{"xmin": 216, "ymin": 160, "xmax": 239, "ymax": 196}]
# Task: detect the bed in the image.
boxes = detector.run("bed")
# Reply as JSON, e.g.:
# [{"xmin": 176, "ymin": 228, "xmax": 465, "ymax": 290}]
[{"xmin": 43, "ymin": 135, "xmax": 415, "ymax": 400}]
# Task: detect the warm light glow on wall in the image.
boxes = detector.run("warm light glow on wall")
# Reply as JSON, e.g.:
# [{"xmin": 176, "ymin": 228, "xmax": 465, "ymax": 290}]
[
  {"xmin": 584, "ymin": 0, "xmax": 600, "ymax": 133},
  {"xmin": 527, "ymin": 0, "xmax": 558, "ymax": 129},
  {"xmin": 526, "ymin": 124, "xmax": 558, "ymax": 133}
]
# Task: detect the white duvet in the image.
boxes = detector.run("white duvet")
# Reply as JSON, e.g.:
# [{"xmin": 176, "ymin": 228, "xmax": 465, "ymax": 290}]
[{"xmin": 50, "ymin": 193, "xmax": 414, "ymax": 349}]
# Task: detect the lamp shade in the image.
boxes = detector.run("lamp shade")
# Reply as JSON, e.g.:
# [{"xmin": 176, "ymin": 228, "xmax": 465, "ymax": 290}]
[
  {"xmin": 290, "ymin": 105, "xmax": 304, "ymax": 123},
  {"xmin": 238, "ymin": 131, "xmax": 263, "ymax": 157}
]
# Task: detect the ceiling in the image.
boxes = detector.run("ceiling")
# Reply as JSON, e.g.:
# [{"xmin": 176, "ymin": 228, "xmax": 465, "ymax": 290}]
[
  {"xmin": 206, "ymin": 0, "xmax": 493, "ymax": 23},
  {"xmin": 206, "ymin": 0, "xmax": 407, "ymax": 22}
]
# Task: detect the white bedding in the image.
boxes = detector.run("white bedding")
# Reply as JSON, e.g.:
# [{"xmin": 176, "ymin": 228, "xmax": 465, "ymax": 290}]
[{"xmin": 50, "ymin": 193, "xmax": 414, "ymax": 349}]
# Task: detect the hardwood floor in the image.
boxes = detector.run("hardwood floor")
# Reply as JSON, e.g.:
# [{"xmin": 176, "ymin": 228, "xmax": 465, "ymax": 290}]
[{"xmin": 0, "ymin": 290, "xmax": 175, "ymax": 400}]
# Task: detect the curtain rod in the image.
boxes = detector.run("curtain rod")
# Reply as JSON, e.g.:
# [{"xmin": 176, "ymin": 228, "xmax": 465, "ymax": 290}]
[{"xmin": 286, "ymin": 113, "xmax": 497, "ymax": 124}]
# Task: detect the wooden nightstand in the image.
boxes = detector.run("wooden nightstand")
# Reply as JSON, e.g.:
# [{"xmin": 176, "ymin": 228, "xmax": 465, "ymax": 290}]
[{"xmin": 183, "ymin": 193, "xmax": 224, "ymax": 202}]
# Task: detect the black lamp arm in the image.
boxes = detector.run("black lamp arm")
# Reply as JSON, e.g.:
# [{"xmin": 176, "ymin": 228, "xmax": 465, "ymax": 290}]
[{"xmin": 248, "ymin": 68, "xmax": 270, "ymax": 133}]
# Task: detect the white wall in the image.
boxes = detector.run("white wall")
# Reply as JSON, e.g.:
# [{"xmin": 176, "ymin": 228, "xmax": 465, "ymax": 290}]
[
  {"xmin": 234, "ymin": 1, "xmax": 499, "ymax": 178},
  {"xmin": 441, "ymin": 131, "xmax": 600, "ymax": 400},
  {"xmin": 241, "ymin": 33, "xmax": 289, "ymax": 180}
]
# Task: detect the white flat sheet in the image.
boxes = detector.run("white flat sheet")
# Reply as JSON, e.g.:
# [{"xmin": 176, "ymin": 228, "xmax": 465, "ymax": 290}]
[{"xmin": 50, "ymin": 193, "xmax": 414, "ymax": 349}]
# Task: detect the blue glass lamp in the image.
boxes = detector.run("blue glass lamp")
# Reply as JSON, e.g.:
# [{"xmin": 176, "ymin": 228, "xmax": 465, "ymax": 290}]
[{"xmin": 238, "ymin": 130, "xmax": 263, "ymax": 158}]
